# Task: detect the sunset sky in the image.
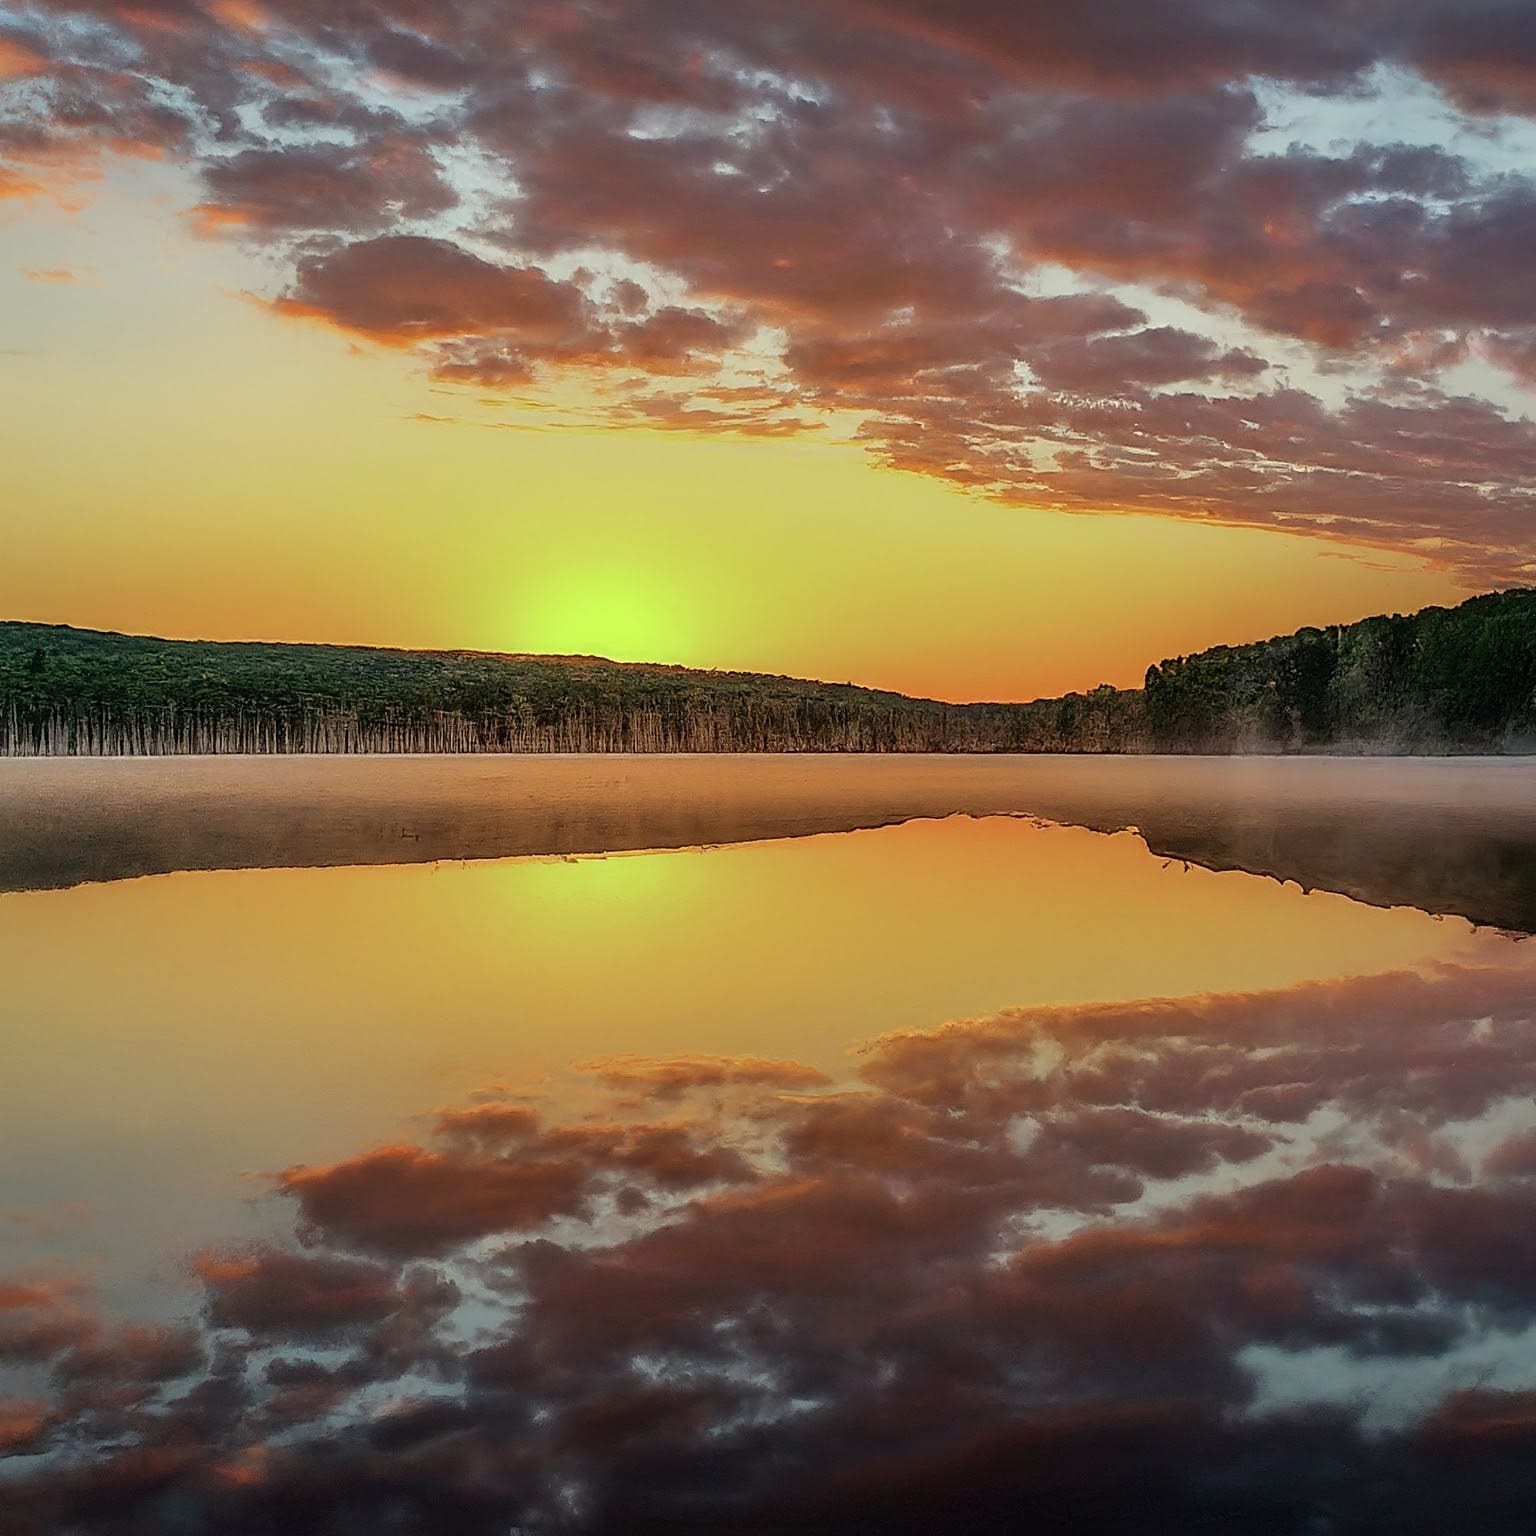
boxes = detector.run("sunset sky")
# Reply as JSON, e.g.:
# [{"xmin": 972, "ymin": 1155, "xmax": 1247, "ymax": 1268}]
[{"xmin": 4, "ymin": 1, "xmax": 1535, "ymax": 700}]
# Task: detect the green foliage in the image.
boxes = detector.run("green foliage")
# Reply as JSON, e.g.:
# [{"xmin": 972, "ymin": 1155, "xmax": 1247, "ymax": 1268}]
[
  {"xmin": 2, "ymin": 587, "xmax": 1533, "ymax": 755},
  {"xmin": 1141, "ymin": 589, "xmax": 1536, "ymax": 752},
  {"xmin": 0, "ymin": 624, "xmax": 1027, "ymax": 753}
]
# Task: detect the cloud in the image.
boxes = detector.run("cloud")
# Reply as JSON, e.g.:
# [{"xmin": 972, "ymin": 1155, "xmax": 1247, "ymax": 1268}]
[
  {"xmin": 833, "ymin": 0, "xmax": 1376, "ymax": 94},
  {"xmin": 1026, "ymin": 327, "xmax": 1269, "ymax": 392},
  {"xmin": 841, "ymin": 0, "xmax": 1536, "ymax": 125},
  {"xmin": 0, "ymin": 36, "xmax": 45, "ymax": 79},
  {"xmin": 0, "ymin": 165, "xmax": 45, "ymax": 200},
  {"xmin": 1485, "ymin": 1130, "xmax": 1536, "ymax": 1178},
  {"xmin": 576, "ymin": 1054, "xmax": 834, "ymax": 1098},
  {"xmin": 0, "ymin": 1398, "xmax": 51, "ymax": 1456},
  {"xmin": 277, "ymin": 1143, "xmax": 591, "ymax": 1258},
  {"xmin": 429, "ymin": 303, "xmax": 754, "ymax": 386},
  {"xmin": 274, "ymin": 235, "xmax": 593, "ymax": 347},
  {"xmin": 191, "ymin": 141, "xmax": 456, "ymax": 234},
  {"xmin": 196, "ymin": 1248, "xmax": 405, "ymax": 1339},
  {"xmin": 1404, "ymin": 0, "xmax": 1536, "ymax": 115},
  {"xmin": 0, "ymin": 1273, "xmax": 98, "ymax": 1364},
  {"xmin": 52, "ymin": 1323, "xmax": 203, "ymax": 1388},
  {"xmin": 7, "ymin": 0, "xmax": 1536, "ymax": 571}
]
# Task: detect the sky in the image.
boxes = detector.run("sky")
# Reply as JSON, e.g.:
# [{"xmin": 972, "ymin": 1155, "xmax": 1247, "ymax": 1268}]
[{"xmin": 3, "ymin": 0, "xmax": 1535, "ymax": 700}]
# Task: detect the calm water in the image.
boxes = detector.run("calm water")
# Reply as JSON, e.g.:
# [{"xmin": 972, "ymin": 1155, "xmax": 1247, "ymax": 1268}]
[{"xmin": 4, "ymin": 757, "xmax": 1536, "ymax": 1532}]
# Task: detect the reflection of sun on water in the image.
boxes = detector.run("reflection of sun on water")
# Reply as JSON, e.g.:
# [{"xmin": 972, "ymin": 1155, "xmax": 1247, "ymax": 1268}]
[{"xmin": 0, "ymin": 815, "xmax": 1513, "ymax": 1317}]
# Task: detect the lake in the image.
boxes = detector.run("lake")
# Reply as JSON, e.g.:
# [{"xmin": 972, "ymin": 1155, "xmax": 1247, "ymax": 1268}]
[{"xmin": 4, "ymin": 756, "xmax": 1536, "ymax": 1532}]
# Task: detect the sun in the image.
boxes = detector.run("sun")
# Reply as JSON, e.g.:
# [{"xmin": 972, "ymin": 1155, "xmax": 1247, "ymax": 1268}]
[{"xmin": 512, "ymin": 565, "xmax": 702, "ymax": 666}]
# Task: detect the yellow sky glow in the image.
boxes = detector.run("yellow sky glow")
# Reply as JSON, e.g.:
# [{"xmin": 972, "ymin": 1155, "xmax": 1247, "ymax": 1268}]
[{"xmin": 0, "ymin": 164, "xmax": 1460, "ymax": 701}]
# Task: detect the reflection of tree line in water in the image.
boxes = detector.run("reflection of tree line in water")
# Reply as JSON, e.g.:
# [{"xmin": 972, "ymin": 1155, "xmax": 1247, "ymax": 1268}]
[
  {"xmin": 5, "ymin": 756, "xmax": 1536, "ymax": 934},
  {"xmin": 1100, "ymin": 810, "xmax": 1536, "ymax": 938},
  {"xmin": 8, "ymin": 957, "xmax": 1536, "ymax": 1533},
  {"xmin": 3, "ymin": 588, "xmax": 1534, "ymax": 756}
]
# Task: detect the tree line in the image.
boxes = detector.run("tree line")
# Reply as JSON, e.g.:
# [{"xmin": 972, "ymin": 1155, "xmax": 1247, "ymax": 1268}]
[{"xmin": 2, "ymin": 588, "xmax": 1532, "ymax": 756}]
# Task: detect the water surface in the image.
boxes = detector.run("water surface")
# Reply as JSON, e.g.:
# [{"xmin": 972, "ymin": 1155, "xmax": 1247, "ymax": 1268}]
[
  {"xmin": 4, "ymin": 759, "xmax": 1536, "ymax": 1532},
  {"xmin": 5, "ymin": 753, "xmax": 1536, "ymax": 929}
]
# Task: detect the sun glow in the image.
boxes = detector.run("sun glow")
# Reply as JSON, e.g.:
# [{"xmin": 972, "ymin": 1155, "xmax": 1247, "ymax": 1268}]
[
  {"xmin": 0, "ymin": 163, "xmax": 1461, "ymax": 701},
  {"xmin": 514, "ymin": 563, "xmax": 703, "ymax": 666}
]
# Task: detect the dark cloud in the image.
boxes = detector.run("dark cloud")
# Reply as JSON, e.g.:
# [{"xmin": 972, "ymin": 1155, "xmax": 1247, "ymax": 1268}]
[
  {"xmin": 1485, "ymin": 1130, "xmax": 1536, "ymax": 1178},
  {"xmin": 53, "ymin": 1324, "xmax": 203, "ymax": 1387},
  {"xmin": 365, "ymin": 27, "xmax": 484, "ymax": 90},
  {"xmin": 277, "ymin": 1090, "xmax": 764, "ymax": 1258},
  {"xmin": 0, "ymin": 1398, "xmax": 51, "ymax": 1456},
  {"xmin": 197, "ymin": 1248, "xmax": 405, "ymax": 1338},
  {"xmin": 834, "ymin": 0, "xmax": 1377, "ymax": 94},
  {"xmin": 193, "ymin": 142, "xmax": 456, "ymax": 233},
  {"xmin": 0, "ymin": 1275, "xmax": 98, "ymax": 1364},
  {"xmin": 276, "ymin": 236, "xmax": 593, "ymax": 347},
  {"xmin": 842, "ymin": 0, "xmax": 1536, "ymax": 125},
  {"xmin": 1039, "ymin": 1104, "xmax": 1274, "ymax": 1177},
  {"xmin": 429, "ymin": 303, "xmax": 755, "ymax": 386},
  {"xmin": 1405, "ymin": 0, "xmax": 1536, "ymax": 114},
  {"xmin": 1027, "ymin": 327, "xmax": 1269, "ymax": 391},
  {"xmin": 858, "ymin": 380, "xmax": 1536, "ymax": 581},
  {"xmin": 277, "ymin": 1143, "xmax": 590, "ymax": 1257}
]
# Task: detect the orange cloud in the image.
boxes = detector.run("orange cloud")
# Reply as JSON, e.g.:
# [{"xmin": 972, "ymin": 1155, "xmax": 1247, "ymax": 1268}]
[
  {"xmin": 195, "ymin": 1247, "xmax": 402, "ymax": 1338},
  {"xmin": 0, "ymin": 1399, "xmax": 51, "ymax": 1455},
  {"xmin": 576, "ymin": 1053, "xmax": 834, "ymax": 1098},
  {"xmin": 205, "ymin": 0, "xmax": 268, "ymax": 32},
  {"xmin": 0, "ymin": 166, "xmax": 45, "ymax": 201},
  {"xmin": 0, "ymin": 37, "xmax": 45, "ymax": 77},
  {"xmin": 181, "ymin": 202, "xmax": 253, "ymax": 235},
  {"xmin": 7, "ymin": 0, "xmax": 1536, "ymax": 573},
  {"xmin": 277, "ymin": 1144, "xmax": 589, "ymax": 1256}
]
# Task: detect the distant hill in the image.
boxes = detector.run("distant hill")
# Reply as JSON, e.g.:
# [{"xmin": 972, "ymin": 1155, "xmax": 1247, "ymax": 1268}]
[
  {"xmin": 2, "ymin": 588, "xmax": 1534, "ymax": 755},
  {"xmin": 1136, "ymin": 587, "xmax": 1536, "ymax": 753},
  {"xmin": 0, "ymin": 624, "xmax": 1020, "ymax": 754},
  {"xmin": 1004, "ymin": 586, "xmax": 1536, "ymax": 755}
]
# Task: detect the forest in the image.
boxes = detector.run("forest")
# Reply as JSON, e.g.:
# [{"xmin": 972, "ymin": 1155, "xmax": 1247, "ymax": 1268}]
[{"xmin": 2, "ymin": 587, "xmax": 1533, "ymax": 755}]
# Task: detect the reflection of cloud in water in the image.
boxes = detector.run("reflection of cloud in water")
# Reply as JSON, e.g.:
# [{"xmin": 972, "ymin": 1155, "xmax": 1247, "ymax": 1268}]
[{"xmin": 7, "ymin": 957, "xmax": 1536, "ymax": 1532}]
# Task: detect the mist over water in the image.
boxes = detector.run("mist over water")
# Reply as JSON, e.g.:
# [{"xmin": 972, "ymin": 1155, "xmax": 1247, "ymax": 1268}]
[
  {"xmin": 5, "ymin": 753, "xmax": 1536, "ymax": 929},
  {"xmin": 4, "ymin": 758, "xmax": 1536, "ymax": 1533}
]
